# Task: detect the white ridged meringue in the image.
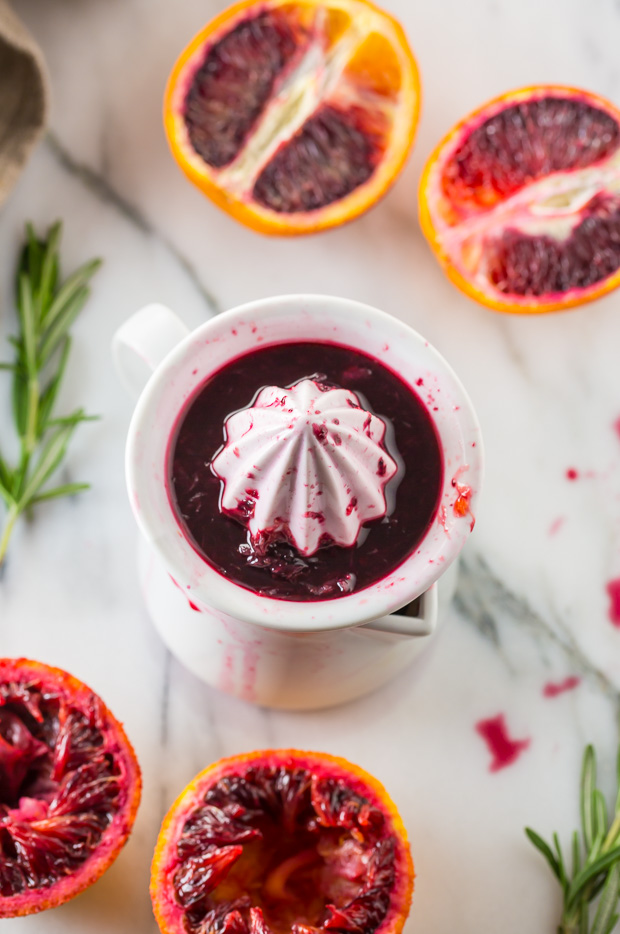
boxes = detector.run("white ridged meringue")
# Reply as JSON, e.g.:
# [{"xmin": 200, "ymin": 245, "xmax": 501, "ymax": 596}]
[{"xmin": 211, "ymin": 378, "xmax": 397, "ymax": 556}]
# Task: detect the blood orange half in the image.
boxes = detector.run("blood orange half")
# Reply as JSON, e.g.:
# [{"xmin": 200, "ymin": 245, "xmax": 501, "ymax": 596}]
[
  {"xmin": 0, "ymin": 658, "xmax": 141, "ymax": 917},
  {"xmin": 419, "ymin": 85, "xmax": 620, "ymax": 313},
  {"xmin": 151, "ymin": 749, "xmax": 414, "ymax": 934},
  {"xmin": 164, "ymin": 0, "xmax": 420, "ymax": 235}
]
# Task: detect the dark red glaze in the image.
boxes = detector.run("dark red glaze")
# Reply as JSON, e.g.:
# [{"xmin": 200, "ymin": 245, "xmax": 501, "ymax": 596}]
[
  {"xmin": 174, "ymin": 765, "xmax": 396, "ymax": 934},
  {"xmin": 606, "ymin": 578, "xmax": 620, "ymax": 627},
  {"xmin": 566, "ymin": 468, "xmax": 579, "ymax": 481},
  {"xmin": 168, "ymin": 342, "xmax": 443, "ymax": 601},
  {"xmin": 475, "ymin": 714, "xmax": 531, "ymax": 772},
  {"xmin": 0, "ymin": 681, "xmax": 121, "ymax": 895},
  {"xmin": 543, "ymin": 676, "xmax": 581, "ymax": 698}
]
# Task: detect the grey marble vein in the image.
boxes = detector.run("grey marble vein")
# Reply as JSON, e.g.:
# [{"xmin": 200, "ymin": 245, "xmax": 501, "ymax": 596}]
[
  {"xmin": 455, "ymin": 551, "xmax": 620, "ymax": 705},
  {"xmin": 45, "ymin": 132, "xmax": 222, "ymax": 315}
]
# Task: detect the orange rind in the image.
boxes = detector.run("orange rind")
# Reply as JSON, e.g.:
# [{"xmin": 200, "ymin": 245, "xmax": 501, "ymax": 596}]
[{"xmin": 164, "ymin": 0, "xmax": 420, "ymax": 235}]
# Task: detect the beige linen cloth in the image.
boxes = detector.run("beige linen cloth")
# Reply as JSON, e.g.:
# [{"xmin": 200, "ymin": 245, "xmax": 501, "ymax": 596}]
[{"xmin": 0, "ymin": 0, "xmax": 48, "ymax": 205}]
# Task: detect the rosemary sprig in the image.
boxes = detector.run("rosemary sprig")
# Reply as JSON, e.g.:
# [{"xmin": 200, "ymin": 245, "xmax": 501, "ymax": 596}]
[
  {"xmin": 526, "ymin": 744, "xmax": 620, "ymax": 934},
  {"xmin": 0, "ymin": 221, "xmax": 100, "ymax": 566}
]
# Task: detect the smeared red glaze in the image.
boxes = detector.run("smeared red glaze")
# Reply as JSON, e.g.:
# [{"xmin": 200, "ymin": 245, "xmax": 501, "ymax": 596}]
[
  {"xmin": 170, "ymin": 575, "xmax": 202, "ymax": 612},
  {"xmin": 543, "ymin": 676, "xmax": 581, "ymax": 697},
  {"xmin": 475, "ymin": 714, "xmax": 530, "ymax": 772},
  {"xmin": 566, "ymin": 468, "xmax": 579, "ymax": 481},
  {"xmin": 614, "ymin": 417, "xmax": 620, "ymax": 441},
  {"xmin": 606, "ymin": 578, "xmax": 620, "ymax": 627}
]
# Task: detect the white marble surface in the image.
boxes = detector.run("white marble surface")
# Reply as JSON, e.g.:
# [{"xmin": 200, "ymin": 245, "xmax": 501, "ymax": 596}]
[{"xmin": 2, "ymin": 0, "xmax": 620, "ymax": 930}]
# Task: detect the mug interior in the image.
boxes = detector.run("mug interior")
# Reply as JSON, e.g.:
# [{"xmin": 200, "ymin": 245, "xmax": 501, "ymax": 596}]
[{"xmin": 126, "ymin": 295, "xmax": 483, "ymax": 632}]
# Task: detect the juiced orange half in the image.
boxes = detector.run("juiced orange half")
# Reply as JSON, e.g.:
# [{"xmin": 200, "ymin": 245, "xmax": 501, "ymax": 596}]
[{"xmin": 151, "ymin": 749, "xmax": 414, "ymax": 934}]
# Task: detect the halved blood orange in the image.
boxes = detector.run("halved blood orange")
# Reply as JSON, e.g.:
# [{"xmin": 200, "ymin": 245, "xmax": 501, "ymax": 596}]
[
  {"xmin": 164, "ymin": 0, "xmax": 420, "ymax": 235},
  {"xmin": 151, "ymin": 749, "xmax": 414, "ymax": 934},
  {"xmin": 0, "ymin": 658, "xmax": 141, "ymax": 917},
  {"xmin": 419, "ymin": 85, "xmax": 620, "ymax": 313}
]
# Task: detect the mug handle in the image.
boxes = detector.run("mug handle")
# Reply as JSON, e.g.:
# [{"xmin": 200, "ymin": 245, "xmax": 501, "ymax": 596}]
[
  {"xmin": 112, "ymin": 303, "xmax": 190, "ymax": 397},
  {"xmin": 360, "ymin": 582, "xmax": 438, "ymax": 638}
]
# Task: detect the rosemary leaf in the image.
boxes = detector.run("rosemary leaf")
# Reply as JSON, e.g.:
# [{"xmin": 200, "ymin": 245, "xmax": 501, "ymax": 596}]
[
  {"xmin": 37, "ymin": 337, "xmax": 71, "ymax": 435},
  {"xmin": 18, "ymin": 423, "xmax": 81, "ymax": 510},
  {"xmin": 11, "ymin": 362, "xmax": 28, "ymax": 437},
  {"xmin": 525, "ymin": 828, "xmax": 562, "ymax": 881},
  {"xmin": 36, "ymin": 221, "xmax": 61, "ymax": 320},
  {"xmin": 591, "ymin": 865, "xmax": 620, "ymax": 934},
  {"xmin": 555, "ymin": 832, "xmax": 569, "ymax": 893},
  {"xmin": 529, "ymin": 743, "xmax": 620, "ymax": 932},
  {"xmin": 582, "ymin": 746, "xmax": 597, "ymax": 852},
  {"xmin": 42, "ymin": 258, "xmax": 101, "ymax": 331},
  {"xmin": 573, "ymin": 831, "xmax": 582, "ymax": 877},
  {"xmin": 615, "ymin": 747, "xmax": 620, "ymax": 817},
  {"xmin": 566, "ymin": 848, "xmax": 620, "ymax": 911},
  {"xmin": 17, "ymin": 272, "xmax": 37, "ymax": 374},
  {"xmin": 0, "ymin": 481, "xmax": 14, "ymax": 508},
  {"xmin": 38, "ymin": 285, "xmax": 90, "ymax": 366},
  {"xmin": 31, "ymin": 482, "xmax": 90, "ymax": 504},
  {"xmin": 0, "ymin": 222, "xmax": 99, "ymax": 566}
]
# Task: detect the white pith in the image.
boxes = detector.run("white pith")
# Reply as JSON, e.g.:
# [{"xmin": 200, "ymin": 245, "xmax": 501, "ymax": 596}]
[
  {"xmin": 172, "ymin": 0, "xmax": 415, "ymax": 218},
  {"xmin": 431, "ymin": 146, "xmax": 620, "ymax": 300}
]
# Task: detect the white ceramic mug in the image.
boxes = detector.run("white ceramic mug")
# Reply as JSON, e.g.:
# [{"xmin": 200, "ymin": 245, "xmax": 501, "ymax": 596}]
[{"xmin": 113, "ymin": 295, "xmax": 483, "ymax": 709}]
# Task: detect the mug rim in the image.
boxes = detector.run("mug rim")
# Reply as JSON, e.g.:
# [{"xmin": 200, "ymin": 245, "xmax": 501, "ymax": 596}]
[{"xmin": 126, "ymin": 294, "xmax": 484, "ymax": 632}]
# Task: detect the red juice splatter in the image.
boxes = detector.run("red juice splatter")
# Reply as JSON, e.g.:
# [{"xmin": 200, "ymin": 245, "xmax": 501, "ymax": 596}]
[
  {"xmin": 606, "ymin": 579, "xmax": 620, "ymax": 627},
  {"xmin": 566, "ymin": 468, "xmax": 579, "ymax": 481},
  {"xmin": 169, "ymin": 574, "xmax": 202, "ymax": 612},
  {"xmin": 543, "ymin": 676, "xmax": 581, "ymax": 698},
  {"xmin": 475, "ymin": 714, "xmax": 531, "ymax": 772},
  {"xmin": 548, "ymin": 517, "xmax": 565, "ymax": 536},
  {"xmin": 614, "ymin": 417, "xmax": 620, "ymax": 441}
]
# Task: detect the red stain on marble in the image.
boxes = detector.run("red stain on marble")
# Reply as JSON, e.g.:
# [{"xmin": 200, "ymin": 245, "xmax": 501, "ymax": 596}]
[
  {"xmin": 475, "ymin": 714, "xmax": 531, "ymax": 772},
  {"xmin": 566, "ymin": 468, "xmax": 579, "ymax": 481},
  {"xmin": 548, "ymin": 517, "xmax": 565, "ymax": 536},
  {"xmin": 543, "ymin": 676, "xmax": 581, "ymax": 698},
  {"xmin": 606, "ymin": 578, "xmax": 620, "ymax": 627}
]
